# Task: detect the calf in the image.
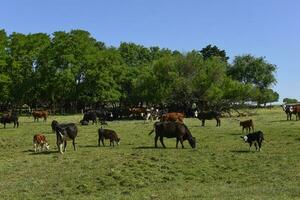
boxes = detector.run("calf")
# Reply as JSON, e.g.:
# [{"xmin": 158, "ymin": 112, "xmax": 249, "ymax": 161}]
[
  {"xmin": 241, "ymin": 131, "xmax": 264, "ymax": 151},
  {"xmin": 56, "ymin": 123, "xmax": 78, "ymax": 154},
  {"xmin": 98, "ymin": 128, "xmax": 120, "ymax": 147},
  {"xmin": 149, "ymin": 121, "xmax": 196, "ymax": 148},
  {"xmin": 33, "ymin": 134, "xmax": 50, "ymax": 152},
  {"xmin": 240, "ymin": 119, "xmax": 254, "ymax": 133}
]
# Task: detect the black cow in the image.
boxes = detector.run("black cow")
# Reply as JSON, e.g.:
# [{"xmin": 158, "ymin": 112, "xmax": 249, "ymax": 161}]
[
  {"xmin": 149, "ymin": 121, "xmax": 196, "ymax": 148},
  {"xmin": 51, "ymin": 120, "xmax": 59, "ymax": 132},
  {"xmin": 82, "ymin": 111, "xmax": 97, "ymax": 124},
  {"xmin": 0, "ymin": 113, "xmax": 19, "ymax": 128},
  {"xmin": 55, "ymin": 123, "xmax": 78, "ymax": 154},
  {"xmin": 98, "ymin": 128, "xmax": 120, "ymax": 147},
  {"xmin": 241, "ymin": 131, "xmax": 264, "ymax": 151},
  {"xmin": 197, "ymin": 111, "xmax": 221, "ymax": 126}
]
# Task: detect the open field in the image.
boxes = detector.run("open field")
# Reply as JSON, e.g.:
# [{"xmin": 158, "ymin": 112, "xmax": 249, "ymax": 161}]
[{"xmin": 0, "ymin": 107, "xmax": 300, "ymax": 199}]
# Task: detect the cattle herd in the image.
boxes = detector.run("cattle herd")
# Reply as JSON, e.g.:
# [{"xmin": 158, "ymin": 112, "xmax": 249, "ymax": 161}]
[{"xmin": 3, "ymin": 104, "xmax": 298, "ymax": 154}]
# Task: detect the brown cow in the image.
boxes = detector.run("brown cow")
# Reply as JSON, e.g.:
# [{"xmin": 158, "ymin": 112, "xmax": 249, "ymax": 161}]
[
  {"xmin": 240, "ymin": 119, "xmax": 254, "ymax": 133},
  {"xmin": 33, "ymin": 134, "xmax": 50, "ymax": 152},
  {"xmin": 160, "ymin": 112, "xmax": 184, "ymax": 123},
  {"xmin": 98, "ymin": 128, "xmax": 120, "ymax": 147},
  {"xmin": 32, "ymin": 110, "xmax": 48, "ymax": 122}
]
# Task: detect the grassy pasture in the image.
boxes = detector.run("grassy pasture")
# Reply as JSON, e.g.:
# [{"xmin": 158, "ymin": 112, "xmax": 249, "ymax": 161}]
[{"xmin": 0, "ymin": 107, "xmax": 299, "ymax": 200}]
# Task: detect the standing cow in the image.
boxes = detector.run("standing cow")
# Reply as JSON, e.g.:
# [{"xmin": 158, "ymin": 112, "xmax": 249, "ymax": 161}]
[
  {"xmin": 32, "ymin": 110, "xmax": 48, "ymax": 122},
  {"xmin": 55, "ymin": 123, "xmax": 78, "ymax": 154},
  {"xmin": 240, "ymin": 119, "xmax": 254, "ymax": 133},
  {"xmin": 241, "ymin": 131, "xmax": 264, "ymax": 151},
  {"xmin": 0, "ymin": 113, "xmax": 19, "ymax": 128},
  {"xmin": 149, "ymin": 121, "xmax": 196, "ymax": 149},
  {"xmin": 197, "ymin": 111, "xmax": 221, "ymax": 126}
]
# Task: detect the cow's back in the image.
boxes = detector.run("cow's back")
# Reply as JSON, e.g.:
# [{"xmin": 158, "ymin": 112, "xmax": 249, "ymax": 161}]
[{"xmin": 155, "ymin": 121, "xmax": 186, "ymax": 138}]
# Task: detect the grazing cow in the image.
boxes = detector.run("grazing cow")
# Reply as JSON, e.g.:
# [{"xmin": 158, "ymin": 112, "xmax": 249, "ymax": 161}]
[
  {"xmin": 0, "ymin": 113, "xmax": 19, "ymax": 128},
  {"xmin": 160, "ymin": 112, "xmax": 185, "ymax": 123},
  {"xmin": 55, "ymin": 123, "xmax": 78, "ymax": 154},
  {"xmin": 149, "ymin": 121, "xmax": 196, "ymax": 149},
  {"xmin": 32, "ymin": 110, "xmax": 48, "ymax": 122},
  {"xmin": 33, "ymin": 134, "xmax": 50, "ymax": 152},
  {"xmin": 98, "ymin": 128, "xmax": 120, "ymax": 147},
  {"xmin": 82, "ymin": 111, "xmax": 97, "ymax": 124},
  {"xmin": 51, "ymin": 120, "xmax": 59, "ymax": 132},
  {"xmin": 240, "ymin": 119, "xmax": 254, "ymax": 133},
  {"xmin": 197, "ymin": 111, "xmax": 221, "ymax": 126},
  {"xmin": 241, "ymin": 131, "xmax": 264, "ymax": 151}
]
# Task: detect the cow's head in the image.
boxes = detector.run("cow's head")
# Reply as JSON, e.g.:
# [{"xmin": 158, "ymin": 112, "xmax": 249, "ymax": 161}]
[
  {"xmin": 188, "ymin": 137, "xmax": 196, "ymax": 148},
  {"xmin": 116, "ymin": 138, "xmax": 121, "ymax": 145},
  {"xmin": 241, "ymin": 136, "xmax": 248, "ymax": 142}
]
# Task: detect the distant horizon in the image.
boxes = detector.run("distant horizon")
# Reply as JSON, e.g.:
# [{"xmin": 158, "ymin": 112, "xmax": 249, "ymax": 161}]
[{"xmin": 1, "ymin": 0, "xmax": 300, "ymax": 103}]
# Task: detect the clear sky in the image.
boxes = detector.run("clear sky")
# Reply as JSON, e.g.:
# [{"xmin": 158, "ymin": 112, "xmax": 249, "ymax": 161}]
[{"xmin": 1, "ymin": 0, "xmax": 300, "ymax": 103}]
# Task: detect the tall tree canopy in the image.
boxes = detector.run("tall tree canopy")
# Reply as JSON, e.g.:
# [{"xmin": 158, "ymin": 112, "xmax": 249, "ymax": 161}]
[{"xmin": 0, "ymin": 29, "xmax": 279, "ymax": 112}]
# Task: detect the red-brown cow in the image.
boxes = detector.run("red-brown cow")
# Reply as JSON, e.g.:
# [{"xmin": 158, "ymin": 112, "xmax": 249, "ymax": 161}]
[
  {"xmin": 32, "ymin": 110, "xmax": 48, "ymax": 122},
  {"xmin": 160, "ymin": 112, "xmax": 185, "ymax": 123},
  {"xmin": 33, "ymin": 134, "xmax": 50, "ymax": 152}
]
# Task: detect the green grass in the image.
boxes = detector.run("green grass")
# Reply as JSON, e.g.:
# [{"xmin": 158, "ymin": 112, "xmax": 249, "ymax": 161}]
[{"xmin": 0, "ymin": 107, "xmax": 300, "ymax": 200}]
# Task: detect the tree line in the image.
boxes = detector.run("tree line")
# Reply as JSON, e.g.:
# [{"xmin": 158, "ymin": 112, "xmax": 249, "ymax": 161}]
[{"xmin": 0, "ymin": 29, "xmax": 279, "ymax": 113}]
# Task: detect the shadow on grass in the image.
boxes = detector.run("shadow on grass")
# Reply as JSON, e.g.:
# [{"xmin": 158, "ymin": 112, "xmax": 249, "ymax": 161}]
[
  {"xmin": 79, "ymin": 145, "xmax": 99, "ymax": 148},
  {"xmin": 295, "ymin": 138, "xmax": 300, "ymax": 141},
  {"xmin": 269, "ymin": 120, "xmax": 293, "ymax": 123},
  {"xmin": 133, "ymin": 146, "xmax": 192, "ymax": 150},
  {"xmin": 24, "ymin": 149, "xmax": 58, "ymax": 155},
  {"xmin": 230, "ymin": 150, "xmax": 252, "ymax": 153}
]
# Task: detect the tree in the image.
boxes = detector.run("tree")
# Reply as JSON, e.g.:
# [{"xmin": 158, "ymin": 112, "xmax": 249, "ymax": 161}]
[
  {"xmin": 228, "ymin": 54, "xmax": 277, "ymax": 105},
  {"xmin": 283, "ymin": 98, "xmax": 298, "ymax": 104},
  {"xmin": 200, "ymin": 44, "xmax": 229, "ymax": 62}
]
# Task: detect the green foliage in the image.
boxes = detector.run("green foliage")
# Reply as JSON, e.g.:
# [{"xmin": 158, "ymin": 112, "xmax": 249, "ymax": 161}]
[
  {"xmin": 0, "ymin": 29, "xmax": 279, "ymax": 110},
  {"xmin": 283, "ymin": 98, "xmax": 298, "ymax": 104},
  {"xmin": 200, "ymin": 44, "xmax": 229, "ymax": 62}
]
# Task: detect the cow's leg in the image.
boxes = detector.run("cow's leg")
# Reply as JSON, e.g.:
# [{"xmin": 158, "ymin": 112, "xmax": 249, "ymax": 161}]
[
  {"xmin": 101, "ymin": 139, "xmax": 105, "ymax": 146},
  {"xmin": 73, "ymin": 139, "xmax": 76, "ymax": 151},
  {"xmin": 159, "ymin": 136, "xmax": 166, "ymax": 148},
  {"xmin": 154, "ymin": 135, "xmax": 159, "ymax": 148},
  {"xmin": 254, "ymin": 143, "xmax": 258, "ymax": 151},
  {"xmin": 3, "ymin": 123, "xmax": 6, "ymax": 129},
  {"xmin": 63, "ymin": 141, "xmax": 67, "ymax": 152},
  {"xmin": 201, "ymin": 120, "xmax": 205, "ymax": 126},
  {"xmin": 98, "ymin": 137, "xmax": 101, "ymax": 147},
  {"xmin": 57, "ymin": 142, "xmax": 63, "ymax": 154},
  {"xmin": 179, "ymin": 137, "xmax": 184, "ymax": 148},
  {"xmin": 258, "ymin": 141, "xmax": 262, "ymax": 151},
  {"xmin": 176, "ymin": 138, "xmax": 179, "ymax": 148},
  {"xmin": 34, "ymin": 143, "xmax": 37, "ymax": 152},
  {"xmin": 249, "ymin": 142, "xmax": 252, "ymax": 151}
]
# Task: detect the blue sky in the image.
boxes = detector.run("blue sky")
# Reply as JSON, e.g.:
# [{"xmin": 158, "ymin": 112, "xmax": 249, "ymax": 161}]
[{"xmin": 1, "ymin": 0, "xmax": 300, "ymax": 102}]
